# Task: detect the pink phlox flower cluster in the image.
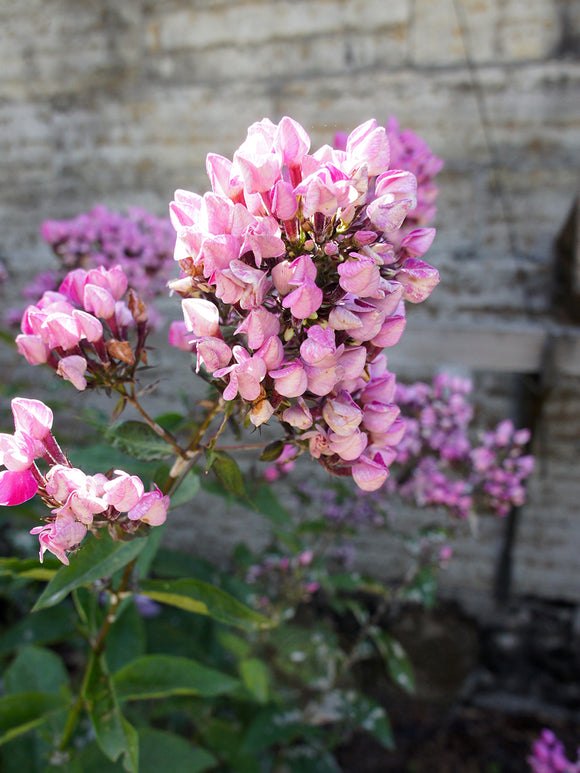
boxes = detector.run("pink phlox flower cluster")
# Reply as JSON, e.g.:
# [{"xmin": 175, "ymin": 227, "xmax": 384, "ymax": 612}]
[
  {"xmin": 15, "ymin": 265, "xmax": 148, "ymax": 391},
  {"xmin": 169, "ymin": 117, "xmax": 440, "ymax": 491},
  {"xmin": 470, "ymin": 419, "xmax": 535, "ymax": 516},
  {"xmin": 334, "ymin": 117, "xmax": 443, "ymax": 229},
  {"xmin": 528, "ymin": 730, "xmax": 580, "ymax": 773},
  {"xmin": 0, "ymin": 398, "xmax": 169, "ymax": 565},
  {"xmin": 40, "ymin": 205, "xmax": 175, "ymax": 300},
  {"xmin": 391, "ymin": 374, "xmax": 534, "ymax": 519}
]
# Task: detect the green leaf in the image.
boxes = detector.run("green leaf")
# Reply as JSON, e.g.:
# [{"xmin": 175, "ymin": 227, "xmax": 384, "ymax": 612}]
[
  {"xmin": 0, "ymin": 557, "xmax": 58, "ymax": 582},
  {"xmin": 259, "ymin": 440, "xmax": 286, "ymax": 462},
  {"xmin": 249, "ymin": 484, "xmax": 291, "ymax": 525},
  {"xmin": 153, "ymin": 412, "xmax": 188, "ymax": 434},
  {"xmin": 241, "ymin": 708, "xmax": 322, "ymax": 754},
  {"xmin": 84, "ymin": 655, "xmax": 139, "ymax": 773},
  {"xmin": 283, "ymin": 745, "xmax": 342, "ymax": 773},
  {"xmin": 113, "ymin": 655, "xmax": 239, "ymax": 701},
  {"xmin": 370, "ymin": 630, "xmax": 415, "ymax": 694},
  {"xmin": 33, "ymin": 531, "xmax": 147, "ymax": 611},
  {"xmin": 333, "ymin": 690, "xmax": 394, "ymax": 750},
  {"xmin": 211, "ymin": 451, "xmax": 246, "ymax": 497},
  {"xmin": 69, "ymin": 442, "xmax": 155, "ymax": 478},
  {"xmin": 106, "ymin": 601, "xmax": 146, "ymax": 674},
  {"xmin": 168, "ymin": 469, "xmax": 201, "ymax": 509},
  {"xmin": 0, "ymin": 605, "xmax": 76, "ymax": 656},
  {"xmin": 140, "ymin": 578, "xmax": 273, "ymax": 632},
  {"xmin": 4, "ymin": 646, "xmax": 70, "ymax": 697},
  {"xmin": 239, "ymin": 658, "xmax": 270, "ymax": 704},
  {"xmin": 401, "ymin": 566, "xmax": 437, "ymax": 609},
  {"xmin": 138, "ymin": 729, "xmax": 217, "ymax": 773},
  {"xmin": 105, "ymin": 420, "xmax": 174, "ymax": 461},
  {"xmin": 0, "ymin": 692, "xmax": 67, "ymax": 745}
]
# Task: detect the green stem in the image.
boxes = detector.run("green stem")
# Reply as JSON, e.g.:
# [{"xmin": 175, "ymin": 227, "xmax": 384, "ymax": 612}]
[{"xmin": 58, "ymin": 398, "xmax": 227, "ymax": 754}]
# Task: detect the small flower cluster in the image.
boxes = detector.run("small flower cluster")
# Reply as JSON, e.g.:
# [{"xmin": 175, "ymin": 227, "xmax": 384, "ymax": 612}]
[
  {"xmin": 528, "ymin": 730, "xmax": 580, "ymax": 773},
  {"xmin": 391, "ymin": 374, "xmax": 534, "ymax": 518},
  {"xmin": 335, "ymin": 116, "xmax": 443, "ymax": 229},
  {"xmin": 245, "ymin": 549, "xmax": 319, "ymax": 609},
  {"xmin": 15, "ymin": 265, "xmax": 149, "ymax": 391},
  {"xmin": 40, "ymin": 205, "xmax": 176, "ymax": 300},
  {"xmin": 169, "ymin": 117, "xmax": 440, "ymax": 491},
  {"xmin": 0, "ymin": 398, "xmax": 168, "ymax": 565}
]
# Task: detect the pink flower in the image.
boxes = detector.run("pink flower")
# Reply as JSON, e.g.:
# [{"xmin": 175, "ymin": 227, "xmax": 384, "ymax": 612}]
[
  {"xmin": 235, "ymin": 308, "xmax": 280, "ymax": 349},
  {"xmin": 40, "ymin": 312, "xmax": 82, "ymax": 350},
  {"xmin": 337, "ymin": 255, "xmax": 380, "ymax": 297},
  {"xmin": 322, "ymin": 391, "xmax": 363, "ymax": 436},
  {"xmin": 181, "ymin": 298, "xmax": 221, "ymax": 338},
  {"xmin": 127, "ymin": 485, "xmax": 169, "ymax": 526},
  {"xmin": 282, "ymin": 398, "xmax": 313, "ymax": 429},
  {"xmin": 104, "ymin": 470, "xmax": 145, "ymax": 512},
  {"xmin": 15, "ymin": 334, "xmax": 50, "ymax": 365},
  {"xmin": 30, "ymin": 512, "xmax": 87, "ymax": 565},
  {"xmin": 0, "ymin": 469, "xmax": 38, "ymax": 505},
  {"xmin": 83, "ymin": 283, "xmax": 116, "ymax": 319},
  {"xmin": 274, "ymin": 116, "xmax": 311, "ymax": 168},
  {"xmin": 168, "ymin": 320, "xmax": 195, "ymax": 351},
  {"xmin": 270, "ymin": 360, "xmax": 308, "ymax": 398},
  {"xmin": 352, "ymin": 454, "xmax": 390, "ymax": 491},
  {"xmin": 345, "ymin": 118, "xmax": 390, "ymax": 176},
  {"xmin": 395, "ymin": 258, "xmax": 440, "ymax": 303},
  {"xmin": 11, "ymin": 398, "xmax": 53, "ymax": 440},
  {"xmin": 328, "ymin": 429, "xmax": 368, "ymax": 461},
  {"xmin": 57, "ymin": 355, "xmax": 88, "ymax": 391},
  {"xmin": 214, "ymin": 345, "xmax": 267, "ymax": 401},
  {"xmin": 195, "ymin": 337, "xmax": 232, "ymax": 373}
]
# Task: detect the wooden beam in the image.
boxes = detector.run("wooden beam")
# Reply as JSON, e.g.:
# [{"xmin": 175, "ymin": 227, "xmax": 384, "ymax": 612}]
[{"xmin": 387, "ymin": 321, "xmax": 580, "ymax": 376}]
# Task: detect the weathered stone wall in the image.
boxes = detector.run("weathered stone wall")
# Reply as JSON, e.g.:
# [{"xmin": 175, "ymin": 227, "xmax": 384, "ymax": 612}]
[{"xmin": 1, "ymin": 0, "xmax": 580, "ymax": 610}]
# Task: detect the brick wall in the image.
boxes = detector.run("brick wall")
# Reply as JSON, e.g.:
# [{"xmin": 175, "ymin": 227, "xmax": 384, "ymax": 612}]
[{"xmin": 1, "ymin": 0, "xmax": 580, "ymax": 608}]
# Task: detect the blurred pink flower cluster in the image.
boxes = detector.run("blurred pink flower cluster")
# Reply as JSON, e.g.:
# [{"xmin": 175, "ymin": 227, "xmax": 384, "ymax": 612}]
[
  {"xmin": 40, "ymin": 205, "xmax": 175, "ymax": 300},
  {"xmin": 169, "ymin": 116, "xmax": 440, "ymax": 491},
  {"xmin": 529, "ymin": 730, "xmax": 580, "ymax": 773},
  {"xmin": 245, "ymin": 549, "xmax": 319, "ymax": 609},
  {"xmin": 0, "ymin": 398, "xmax": 168, "ymax": 564},
  {"xmin": 15, "ymin": 265, "xmax": 149, "ymax": 391},
  {"xmin": 391, "ymin": 373, "xmax": 534, "ymax": 518}
]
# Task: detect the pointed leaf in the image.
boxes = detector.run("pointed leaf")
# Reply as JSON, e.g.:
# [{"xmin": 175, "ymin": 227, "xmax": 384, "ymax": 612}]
[
  {"xmin": 211, "ymin": 451, "xmax": 246, "ymax": 497},
  {"xmin": 370, "ymin": 631, "xmax": 415, "ymax": 694},
  {"xmin": 33, "ymin": 532, "xmax": 147, "ymax": 611},
  {"xmin": 239, "ymin": 658, "xmax": 270, "ymax": 704},
  {"xmin": 0, "ymin": 693, "xmax": 67, "ymax": 745},
  {"xmin": 334, "ymin": 690, "xmax": 394, "ymax": 750},
  {"xmin": 113, "ymin": 655, "xmax": 239, "ymax": 701},
  {"xmin": 0, "ymin": 605, "xmax": 76, "ymax": 655},
  {"xmin": 0, "ymin": 557, "xmax": 58, "ymax": 582},
  {"xmin": 105, "ymin": 420, "xmax": 174, "ymax": 461},
  {"xmin": 4, "ymin": 646, "xmax": 70, "ymax": 697},
  {"xmin": 140, "ymin": 578, "xmax": 273, "ymax": 631},
  {"xmin": 84, "ymin": 655, "xmax": 139, "ymax": 773},
  {"xmin": 138, "ymin": 729, "xmax": 217, "ymax": 773}
]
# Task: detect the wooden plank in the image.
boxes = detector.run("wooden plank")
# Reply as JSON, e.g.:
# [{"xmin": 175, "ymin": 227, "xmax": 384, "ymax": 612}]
[{"xmin": 387, "ymin": 321, "xmax": 580, "ymax": 376}]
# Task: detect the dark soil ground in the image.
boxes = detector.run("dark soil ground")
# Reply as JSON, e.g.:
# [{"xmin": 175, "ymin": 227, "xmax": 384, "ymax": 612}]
[{"xmin": 335, "ymin": 598, "xmax": 580, "ymax": 772}]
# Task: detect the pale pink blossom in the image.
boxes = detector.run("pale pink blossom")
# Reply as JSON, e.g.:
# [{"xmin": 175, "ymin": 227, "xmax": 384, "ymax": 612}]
[
  {"xmin": 127, "ymin": 486, "xmax": 169, "ymax": 526},
  {"xmin": 11, "ymin": 398, "xmax": 53, "ymax": 440},
  {"xmin": 57, "ymin": 356, "xmax": 88, "ymax": 391},
  {"xmin": 30, "ymin": 512, "xmax": 87, "ymax": 565}
]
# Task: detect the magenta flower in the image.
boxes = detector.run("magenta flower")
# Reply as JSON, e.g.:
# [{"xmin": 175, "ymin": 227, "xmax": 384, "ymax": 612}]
[{"xmin": 0, "ymin": 469, "xmax": 38, "ymax": 505}]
